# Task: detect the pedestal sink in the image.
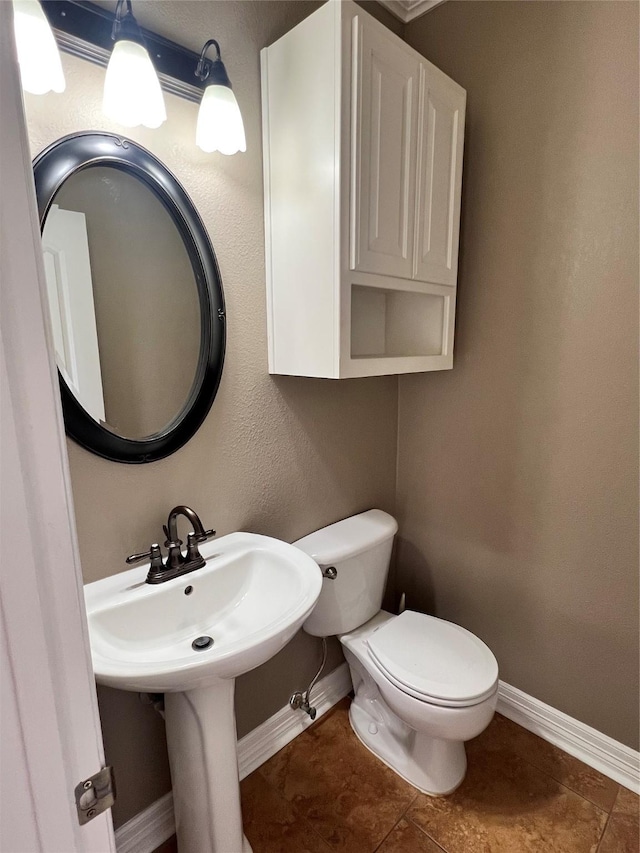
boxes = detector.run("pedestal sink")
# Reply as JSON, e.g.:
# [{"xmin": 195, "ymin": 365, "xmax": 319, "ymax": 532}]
[{"xmin": 84, "ymin": 532, "xmax": 323, "ymax": 853}]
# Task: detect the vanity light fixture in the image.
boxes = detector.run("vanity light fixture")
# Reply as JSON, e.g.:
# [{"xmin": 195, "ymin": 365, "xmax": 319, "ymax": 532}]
[
  {"xmin": 28, "ymin": 1, "xmax": 246, "ymax": 154},
  {"xmin": 195, "ymin": 40, "xmax": 246, "ymax": 155},
  {"xmin": 103, "ymin": 0, "xmax": 166, "ymax": 129},
  {"xmin": 12, "ymin": 0, "xmax": 66, "ymax": 95}
]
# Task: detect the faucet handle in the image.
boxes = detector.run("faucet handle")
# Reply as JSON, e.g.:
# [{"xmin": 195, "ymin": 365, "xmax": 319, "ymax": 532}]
[
  {"xmin": 126, "ymin": 543, "xmax": 163, "ymax": 569},
  {"xmin": 185, "ymin": 530, "xmax": 214, "ymax": 564}
]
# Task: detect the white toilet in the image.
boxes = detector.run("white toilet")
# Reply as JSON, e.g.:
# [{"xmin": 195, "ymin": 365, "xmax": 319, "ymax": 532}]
[{"xmin": 294, "ymin": 509, "xmax": 499, "ymax": 796}]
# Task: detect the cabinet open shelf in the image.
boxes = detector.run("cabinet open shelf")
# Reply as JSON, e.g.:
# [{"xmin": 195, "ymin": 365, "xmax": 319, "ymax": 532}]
[{"xmin": 351, "ymin": 285, "xmax": 446, "ymax": 360}]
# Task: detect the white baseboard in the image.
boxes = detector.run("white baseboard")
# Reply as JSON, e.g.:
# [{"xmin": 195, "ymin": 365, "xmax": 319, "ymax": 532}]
[
  {"xmin": 497, "ymin": 680, "xmax": 640, "ymax": 795},
  {"xmin": 114, "ymin": 791, "xmax": 175, "ymax": 853},
  {"xmin": 114, "ymin": 663, "xmax": 352, "ymax": 853},
  {"xmin": 115, "ymin": 671, "xmax": 639, "ymax": 852}
]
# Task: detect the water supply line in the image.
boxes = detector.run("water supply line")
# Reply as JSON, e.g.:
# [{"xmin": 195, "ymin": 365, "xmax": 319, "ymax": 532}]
[
  {"xmin": 139, "ymin": 692, "xmax": 165, "ymax": 719},
  {"xmin": 289, "ymin": 637, "xmax": 328, "ymax": 720}
]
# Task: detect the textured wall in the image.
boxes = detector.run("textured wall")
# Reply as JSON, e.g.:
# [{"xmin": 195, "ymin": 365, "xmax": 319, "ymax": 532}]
[
  {"xmin": 24, "ymin": 0, "xmax": 400, "ymax": 826},
  {"xmin": 400, "ymin": 1, "xmax": 639, "ymax": 749}
]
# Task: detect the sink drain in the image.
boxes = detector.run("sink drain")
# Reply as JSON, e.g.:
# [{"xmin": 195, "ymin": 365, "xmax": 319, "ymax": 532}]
[{"xmin": 192, "ymin": 635, "xmax": 214, "ymax": 651}]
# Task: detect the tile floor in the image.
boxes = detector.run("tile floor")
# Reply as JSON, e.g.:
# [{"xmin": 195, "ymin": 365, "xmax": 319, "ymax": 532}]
[{"xmin": 155, "ymin": 698, "xmax": 639, "ymax": 853}]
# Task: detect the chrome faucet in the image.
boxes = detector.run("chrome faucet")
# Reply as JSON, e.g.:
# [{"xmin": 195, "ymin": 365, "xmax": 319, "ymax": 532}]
[{"xmin": 126, "ymin": 505, "xmax": 215, "ymax": 584}]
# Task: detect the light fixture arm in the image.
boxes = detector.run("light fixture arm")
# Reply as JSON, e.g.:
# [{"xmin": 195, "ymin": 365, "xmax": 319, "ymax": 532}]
[
  {"xmin": 111, "ymin": 0, "xmax": 143, "ymax": 46},
  {"xmin": 195, "ymin": 39, "xmax": 232, "ymax": 88}
]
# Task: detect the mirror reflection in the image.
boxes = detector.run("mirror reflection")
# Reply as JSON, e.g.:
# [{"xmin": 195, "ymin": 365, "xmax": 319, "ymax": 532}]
[{"xmin": 42, "ymin": 165, "xmax": 200, "ymax": 440}]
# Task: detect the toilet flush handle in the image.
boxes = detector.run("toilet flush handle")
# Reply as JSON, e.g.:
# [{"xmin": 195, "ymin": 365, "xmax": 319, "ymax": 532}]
[{"xmin": 322, "ymin": 565, "xmax": 337, "ymax": 580}]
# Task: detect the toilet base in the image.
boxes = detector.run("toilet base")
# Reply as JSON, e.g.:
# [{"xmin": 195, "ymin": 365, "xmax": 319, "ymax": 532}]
[{"xmin": 348, "ymin": 692, "xmax": 467, "ymax": 796}]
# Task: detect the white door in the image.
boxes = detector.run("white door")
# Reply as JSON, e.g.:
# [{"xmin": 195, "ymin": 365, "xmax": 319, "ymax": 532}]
[
  {"xmin": 0, "ymin": 5, "xmax": 116, "ymax": 852},
  {"xmin": 350, "ymin": 13, "xmax": 420, "ymax": 280},
  {"xmin": 43, "ymin": 204, "xmax": 106, "ymax": 423},
  {"xmin": 414, "ymin": 63, "xmax": 466, "ymax": 286}
]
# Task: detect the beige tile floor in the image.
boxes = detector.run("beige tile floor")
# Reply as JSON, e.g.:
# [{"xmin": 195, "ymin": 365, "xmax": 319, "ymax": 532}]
[{"xmin": 155, "ymin": 698, "xmax": 639, "ymax": 853}]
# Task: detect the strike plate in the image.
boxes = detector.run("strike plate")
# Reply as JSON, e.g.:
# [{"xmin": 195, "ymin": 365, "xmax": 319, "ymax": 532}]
[{"xmin": 74, "ymin": 766, "xmax": 116, "ymax": 825}]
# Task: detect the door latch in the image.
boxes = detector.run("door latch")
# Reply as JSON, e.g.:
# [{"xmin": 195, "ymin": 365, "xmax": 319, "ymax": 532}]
[{"xmin": 74, "ymin": 766, "xmax": 116, "ymax": 825}]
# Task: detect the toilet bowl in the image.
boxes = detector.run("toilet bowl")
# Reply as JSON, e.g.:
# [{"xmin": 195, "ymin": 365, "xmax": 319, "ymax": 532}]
[
  {"xmin": 341, "ymin": 610, "xmax": 498, "ymax": 794},
  {"xmin": 295, "ymin": 510, "xmax": 499, "ymax": 796}
]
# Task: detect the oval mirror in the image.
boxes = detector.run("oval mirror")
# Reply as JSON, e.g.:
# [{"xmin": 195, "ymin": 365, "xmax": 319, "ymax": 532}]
[{"xmin": 33, "ymin": 132, "xmax": 225, "ymax": 463}]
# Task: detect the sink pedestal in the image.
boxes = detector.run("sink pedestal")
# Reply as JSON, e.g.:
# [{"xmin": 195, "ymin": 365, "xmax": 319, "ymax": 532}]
[{"xmin": 165, "ymin": 679, "xmax": 252, "ymax": 853}]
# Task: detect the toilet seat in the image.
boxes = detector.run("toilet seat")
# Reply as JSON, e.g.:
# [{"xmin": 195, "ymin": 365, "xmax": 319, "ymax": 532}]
[{"xmin": 366, "ymin": 610, "xmax": 499, "ymax": 708}]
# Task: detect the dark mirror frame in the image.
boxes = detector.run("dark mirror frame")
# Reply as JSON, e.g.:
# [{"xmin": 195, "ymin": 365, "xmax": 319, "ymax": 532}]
[{"xmin": 33, "ymin": 132, "xmax": 225, "ymax": 464}]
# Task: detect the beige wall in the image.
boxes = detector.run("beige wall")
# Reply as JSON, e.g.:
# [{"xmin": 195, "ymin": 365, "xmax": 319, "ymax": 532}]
[
  {"xmin": 25, "ymin": 0, "xmax": 400, "ymax": 826},
  {"xmin": 399, "ymin": 1, "xmax": 639, "ymax": 749}
]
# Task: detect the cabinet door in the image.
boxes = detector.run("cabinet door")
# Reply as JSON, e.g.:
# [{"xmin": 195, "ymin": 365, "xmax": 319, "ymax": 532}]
[
  {"xmin": 414, "ymin": 65, "xmax": 466, "ymax": 286},
  {"xmin": 351, "ymin": 15, "xmax": 420, "ymax": 280}
]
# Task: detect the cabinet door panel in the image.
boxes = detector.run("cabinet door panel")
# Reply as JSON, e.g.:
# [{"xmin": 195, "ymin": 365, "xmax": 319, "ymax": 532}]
[
  {"xmin": 415, "ymin": 67, "xmax": 465, "ymax": 286},
  {"xmin": 351, "ymin": 16, "xmax": 419, "ymax": 279}
]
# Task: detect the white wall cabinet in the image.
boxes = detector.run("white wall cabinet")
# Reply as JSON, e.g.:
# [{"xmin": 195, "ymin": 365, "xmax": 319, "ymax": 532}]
[{"xmin": 261, "ymin": 0, "xmax": 466, "ymax": 378}]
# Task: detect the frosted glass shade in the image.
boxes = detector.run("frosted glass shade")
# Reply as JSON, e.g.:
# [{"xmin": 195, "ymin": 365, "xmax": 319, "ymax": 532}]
[
  {"xmin": 13, "ymin": 0, "xmax": 65, "ymax": 95},
  {"xmin": 103, "ymin": 39, "xmax": 166, "ymax": 129},
  {"xmin": 196, "ymin": 85, "xmax": 246, "ymax": 155}
]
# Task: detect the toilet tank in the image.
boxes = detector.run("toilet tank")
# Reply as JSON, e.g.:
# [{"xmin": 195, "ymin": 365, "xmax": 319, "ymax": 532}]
[{"xmin": 294, "ymin": 510, "xmax": 398, "ymax": 637}]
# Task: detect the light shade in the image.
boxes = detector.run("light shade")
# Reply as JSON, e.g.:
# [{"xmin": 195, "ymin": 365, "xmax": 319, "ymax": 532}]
[
  {"xmin": 196, "ymin": 85, "xmax": 246, "ymax": 155},
  {"xmin": 13, "ymin": 0, "xmax": 65, "ymax": 95},
  {"xmin": 103, "ymin": 39, "xmax": 166, "ymax": 129}
]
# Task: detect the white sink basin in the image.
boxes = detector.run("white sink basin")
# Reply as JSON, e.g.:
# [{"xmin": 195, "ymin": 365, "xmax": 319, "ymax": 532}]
[{"xmin": 84, "ymin": 532, "xmax": 323, "ymax": 692}]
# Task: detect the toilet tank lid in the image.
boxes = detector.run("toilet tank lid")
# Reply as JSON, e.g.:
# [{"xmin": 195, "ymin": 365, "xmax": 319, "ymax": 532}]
[{"xmin": 294, "ymin": 510, "xmax": 398, "ymax": 564}]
